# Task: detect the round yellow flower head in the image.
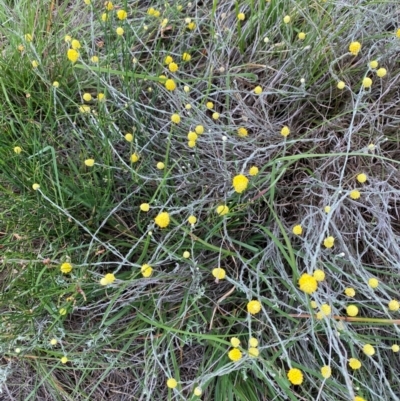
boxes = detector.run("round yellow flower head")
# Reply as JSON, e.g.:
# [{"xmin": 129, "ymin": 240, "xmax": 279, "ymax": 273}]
[
  {"xmin": 59, "ymin": 308, "xmax": 67, "ymax": 316},
  {"xmin": 356, "ymin": 173, "xmax": 367, "ymax": 183},
  {"xmin": 237, "ymin": 13, "xmax": 245, "ymax": 21},
  {"xmin": 310, "ymin": 300, "xmax": 317, "ymax": 309},
  {"xmin": 354, "ymin": 397, "xmax": 367, "ymax": 401},
  {"xmin": 79, "ymin": 105, "xmax": 91, "ymax": 114},
  {"xmin": 324, "ymin": 205, "xmax": 331, "ymax": 213},
  {"xmin": 101, "ymin": 13, "xmax": 108, "ymax": 22},
  {"xmin": 392, "ymin": 344, "xmax": 400, "ymax": 352},
  {"xmin": 188, "ymin": 140, "xmax": 196, "ymax": 148},
  {"xmin": 125, "ymin": 133, "xmax": 133, "ymax": 142},
  {"xmin": 230, "ymin": 337, "xmax": 240, "ymax": 348},
  {"xmin": 237, "ymin": 127, "xmax": 248, "ymax": 137},
  {"xmin": 82, "ymin": 93, "xmax": 92, "ymax": 102},
  {"xmin": 345, "ymin": 287, "xmax": 356, "ymax": 297},
  {"xmin": 216, "ymin": 205, "xmax": 229, "ymax": 216},
  {"xmin": 117, "ymin": 10, "xmax": 127, "ymax": 20},
  {"xmin": 283, "ymin": 15, "xmax": 291, "ymax": 24},
  {"xmin": 349, "ymin": 41, "xmax": 361, "ymax": 56},
  {"xmin": 164, "ymin": 55, "xmax": 173, "ymax": 65},
  {"xmin": 60, "ymin": 356, "xmax": 68, "ymax": 364},
  {"xmin": 154, "ymin": 212, "xmax": 170, "ymax": 228},
  {"xmin": 194, "ymin": 387, "xmax": 202, "ymax": 396},
  {"xmin": 249, "ymin": 337, "xmax": 258, "ymax": 347},
  {"xmin": 228, "ymin": 348, "xmax": 242, "ymax": 361},
  {"xmin": 320, "ymin": 365, "xmax": 331, "ymax": 379},
  {"xmin": 171, "ymin": 114, "xmax": 181, "ymax": 124},
  {"xmin": 14, "ymin": 146, "xmax": 22, "ymax": 154},
  {"xmin": 287, "ymin": 368, "xmax": 303, "ymax": 385},
  {"xmin": 323, "ymin": 236, "xmax": 335, "ymax": 248},
  {"xmin": 31, "ymin": 60, "xmax": 39, "ymax": 68},
  {"xmin": 183, "ymin": 251, "xmax": 190, "ymax": 258},
  {"xmin": 388, "ymin": 299, "xmax": 399, "ymax": 311},
  {"xmin": 71, "ymin": 39, "xmax": 81, "ymax": 49},
  {"xmin": 84, "ymin": 158, "xmax": 95, "ymax": 167},
  {"xmin": 369, "ymin": 60, "xmax": 378, "ymax": 69},
  {"xmin": 100, "ymin": 273, "xmax": 115, "ymax": 285},
  {"xmin": 104, "ymin": 1, "xmax": 113, "ymax": 10},
  {"xmin": 206, "ymin": 101, "xmax": 214, "ymax": 109},
  {"xmin": 67, "ymin": 49, "xmax": 79, "ymax": 63},
  {"xmin": 350, "ymin": 190, "xmax": 361, "ymax": 200},
  {"xmin": 346, "ymin": 305, "xmax": 359, "ymax": 317},
  {"xmin": 187, "ymin": 22, "xmax": 196, "ymax": 30},
  {"xmin": 130, "ymin": 153, "xmax": 139, "ymax": 163},
  {"xmin": 368, "ymin": 278, "xmax": 378, "ymax": 288},
  {"xmin": 32, "ymin": 183, "xmax": 40, "ymax": 191},
  {"xmin": 188, "ymin": 215, "xmax": 197, "ymax": 225},
  {"xmin": 166, "ymin": 378, "xmax": 177, "ymax": 389},
  {"xmin": 247, "ymin": 300, "xmax": 261, "ymax": 315},
  {"xmin": 248, "ymin": 347, "xmax": 259, "ymax": 357},
  {"xmin": 320, "ymin": 304, "xmax": 331, "ymax": 316},
  {"xmin": 249, "ymin": 166, "xmax": 259, "ymax": 176},
  {"xmin": 280, "ymin": 126, "xmax": 290, "ymax": 137},
  {"xmin": 254, "ymin": 85, "xmax": 262, "ymax": 94},
  {"xmin": 195, "ymin": 125, "xmax": 204, "ymax": 135},
  {"xmin": 52, "ymin": 81, "xmax": 60, "ymax": 88},
  {"xmin": 313, "ymin": 269, "xmax": 325, "ymax": 282},
  {"xmin": 182, "ymin": 52, "xmax": 191, "ymax": 61},
  {"xmin": 376, "ymin": 68, "xmax": 387, "ymax": 78},
  {"xmin": 298, "ymin": 273, "xmax": 318, "ymax": 294},
  {"xmin": 168, "ymin": 62, "xmax": 178, "ymax": 72},
  {"xmin": 141, "ymin": 264, "xmax": 153, "ymax": 278},
  {"xmin": 64, "ymin": 35, "xmax": 72, "ymax": 43},
  {"xmin": 165, "ymin": 79, "xmax": 176, "ymax": 91},
  {"xmin": 140, "ymin": 203, "xmax": 150, "ymax": 212},
  {"xmin": 337, "ymin": 81, "xmax": 345, "ymax": 90},
  {"xmin": 25, "ymin": 33, "xmax": 33, "ymax": 42},
  {"xmin": 292, "ymin": 225, "xmax": 302, "ymax": 235},
  {"xmin": 298, "ymin": 32, "xmax": 306, "ymax": 40},
  {"xmin": 232, "ymin": 174, "xmax": 249, "ymax": 193},
  {"xmin": 17, "ymin": 44, "xmax": 24, "ymax": 52},
  {"xmin": 188, "ymin": 131, "xmax": 198, "ymax": 141},
  {"xmin": 156, "ymin": 162, "xmax": 165, "ymax": 170},
  {"xmin": 362, "ymin": 77, "xmax": 372, "ymax": 88},
  {"xmin": 363, "ymin": 344, "xmax": 375, "ymax": 356},
  {"xmin": 397, "ymin": 28, "xmax": 400, "ymax": 38},
  {"xmin": 97, "ymin": 93, "xmax": 105, "ymax": 102},
  {"xmin": 348, "ymin": 358, "xmax": 361, "ymax": 370},
  {"xmin": 60, "ymin": 262, "xmax": 72, "ymax": 274},
  {"xmin": 116, "ymin": 27, "xmax": 124, "ymax": 36},
  {"xmin": 212, "ymin": 267, "xmax": 226, "ymax": 280},
  {"xmin": 212, "ymin": 112, "xmax": 220, "ymax": 120},
  {"xmin": 50, "ymin": 338, "xmax": 57, "ymax": 345}
]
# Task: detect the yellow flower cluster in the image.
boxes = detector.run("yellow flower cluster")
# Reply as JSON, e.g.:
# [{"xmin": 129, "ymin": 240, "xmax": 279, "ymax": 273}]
[
  {"xmin": 287, "ymin": 368, "xmax": 303, "ymax": 385},
  {"xmin": 232, "ymin": 174, "xmax": 249, "ymax": 193},
  {"xmin": 298, "ymin": 273, "xmax": 317, "ymax": 294}
]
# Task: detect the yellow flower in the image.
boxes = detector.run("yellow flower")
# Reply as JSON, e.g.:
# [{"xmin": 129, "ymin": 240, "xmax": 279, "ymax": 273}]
[
  {"xmin": 324, "ymin": 205, "xmax": 331, "ymax": 213},
  {"xmin": 71, "ymin": 39, "xmax": 81, "ymax": 49},
  {"xmin": 59, "ymin": 308, "xmax": 67, "ymax": 315},
  {"xmin": 84, "ymin": 0, "xmax": 91, "ymax": 4},
  {"xmin": 125, "ymin": 133, "xmax": 133, "ymax": 142},
  {"xmin": 25, "ymin": 33, "xmax": 33, "ymax": 42},
  {"xmin": 249, "ymin": 337, "xmax": 258, "ymax": 347},
  {"xmin": 237, "ymin": 13, "xmax": 245, "ymax": 21},
  {"xmin": 60, "ymin": 356, "xmax": 68, "ymax": 364},
  {"xmin": 362, "ymin": 77, "xmax": 372, "ymax": 88},
  {"xmin": 187, "ymin": 22, "xmax": 196, "ymax": 30},
  {"xmin": 84, "ymin": 158, "xmax": 95, "ymax": 167},
  {"xmin": 171, "ymin": 113, "xmax": 181, "ymax": 124},
  {"xmin": 212, "ymin": 112, "xmax": 220, "ymax": 120},
  {"xmin": 350, "ymin": 190, "xmax": 361, "ymax": 199},
  {"xmin": 193, "ymin": 125, "xmax": 204, "ymax": 135},
  {"xmin": 237, "ymin": 127, "xmax": 248, "ymax": 137},
  {"xmin": 216, "ymin": 205, "xmax": 229, "ymax": 216},
  {"xmin": 101, "ymin": 13, "xmax": 108, "ymax": 22},
  {"xmin": 188, "ymin": 215, "xmax": 197, "ymax": 225},
  {"xmin": 298, "ymin": 32, "xmax": 306, "ymax": 40},
  {"xmin": 397, "ymin": 28, "xmax": 400, "ymax": 38},
  {"xmin": 60, "ymin": 262, "xmax": 72, "ymax": 274},
  {"xmin": 98, "ymin": 93, "xmax": 105, "ymax": 102},
  {"xmin": 50, "ymin": 338, "xmax": 57, "ymax": 345},
  {"xmin": 388, "ymin": 299, "xmax": 399, "ymax": 311},
  {"xmin": 14, "ymin": 146, "xmax": 22, "ymax": 154},
  {"xmin": 230, "ymin": 337, "xmax": 240, "ymax": 347},
  {"xmin": 140, "ymin": 203, "xmax": 150, "ymax": 212},
  {"xmin": 117, "ymin": 9, "xmax": 127, "ymax": 20},
  {"xmin": 79, "ymin": 105, "xmax": 91, "ymax": 114},
  {"xmin": 52, "ymin": 81, "xmax": 60, "ymax": 88},
  {"xmin": 212, "ymin": 267, "xmax": 226, "ymax": 280},
  {"xmin": 346, "ymin": 305, "xmax": 359, "ymax": 316},
  {"xmin": 183, "ymin": 251, "xmax": 190, "ymax": 258},
  {"xmin": 156, "ymin": 162, "xmax": 165, "ymax": 170},
  {"xmin": 130, "ymin": 153, "xmax": 139, "ymax": 163},
  {"xmin": 193, "ymin": 387, "xmax": 202, "ymax": 396},
  {"xmin": 280, "ymin": 126, "xmax": 290, "ymax": 137},
  {"xmin": 100, "ymin": 273, "xmax": 115, "ymax": 285},
  {"xmin": 32, "ymin": 183, "xmax": 40, "ymax": 191},
  {"xmin": 368, "ymin": 278, "xmax": 378, "ymax": 288},
  {"xmin": 17, "ymin": 44, "xmax": 24, "ymax": 52},
  {"xmin": 182, "ymin": 52, "xmax": 191, "ymax": 61},
  {"xmin": 310, "ymin": 300, "xmax": 317, "ymax": 308},
  {"xmin": 348, "ymin": 358, "xmax": 361, "ymax": 370},
  {"xmin": 337, "ymin": 81, "xmax": 345, "ymax": 90},
  {"xmin": 154, "ymin": 212, "xmax": 170, "ymax": 228},
  {"xmin": 64, "ymin": 35, "xmax": 72, "ymax": 43},
  {"xmin": 168, "ymin": 62, "xmax": 178, "ymax": 72},
  {"xmin": 344, "ymin": 287, "xmax": 356, "ymax": 297},
  {"xmin": 247, "ymin": 300, "xmax": 261, "ymax": 315},
  {"xmin": 320, "ymin": 304, "xmax": 331, "ymax": 316},
  {"xmin": 82, "ymin": 93, "xmax": 92, "ymax": 102},
  {"xmin": 248, "ymin": 347, "xmax": 259, "ymax": 357},
  {"xmin": 188, "ymin": 141, "xmax": 196, "ymax": 148},
  {"xmin": 298, "ymin": 273, "xmax": 318, "ymax": 294},
  {"xmin": 287, "ymin": 368, "xmax": 303, "ymax": 385},
  {"xmin": 356, "ymin": 173, "xmax": 367, "ymax": 183},
  {"xmin": 165, "ymin": 79, "xmax": 176, "ymax": 91},
  {"xmin": 253, "ymin": 85, "xmax": 262, "ymax": 94},
  {"xmin": 313, "ymin": 269, "xmax": 325, "ymax": 282},
  {"xmin": 320, "ymin": 365, "xmax": 331, "ymax": 379},
  {"xmin": 249, "ymin": 166, "xmax": 259, "ymax": 176},
  {"xmin": 164, "ymin": 55, "xmax": 173, "ymax": 65},
  {"xmin": 166, "ymin": 378, "xmax": 177, "ymax": 389},
  {"xmin": 363, "ymin": 344, "xmax": 375, "ymax": 356},
  {"xmin": 228, "ymin": 348, "xmax": 242, "ymax": 361},
  {"xmin": 391, "ymin": 344, "xmax": 399, "ymax": 352},
  {"xmin": 116, "ymin": 27, "xmax": 124, "ymax": 36},
  {"xmin": 376, "ymin": 68, "xmax": 387, "ymax": 78},
  {"xmin": 323, "ymin": 236, "xmax": 335, "ymax": 248},
  {"xmin": 349, "ymin": 41, "xmax": 361, "ymax": 56},
  {"xmin": 369, "ymin": 60, "xmax": 378, "ymax": 69},
  {"xmin": 283, "ymin": 15, "xmax": 291, "ymax": 24},
  {"xmin": 104, "ymin": 1, "xmax": 113, "ymax": 10},
  {"xmin": 354, "ymin": 397, "xmax": 367, "ymax": 401},
  {"xmin": 188, "ymin": 131, "xmax": 198, "ymax": 141},
  {"xmin": 141, "ymin": 264, "xmax": 153, "ymax": 278},
  {"xmin": 232, "ymin": 174, "xmax": 249, "ymax": 193},
  {"xmin": 67, "ymin": 49, "xmax": 79, "ymax": 63},
  {"xmin": 31, "ymin": 60, "xmax": 39, "ymax": 68},
  {"xmin": 292, "ymin": 225, "xmax": 302, "ymax": 235}
]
